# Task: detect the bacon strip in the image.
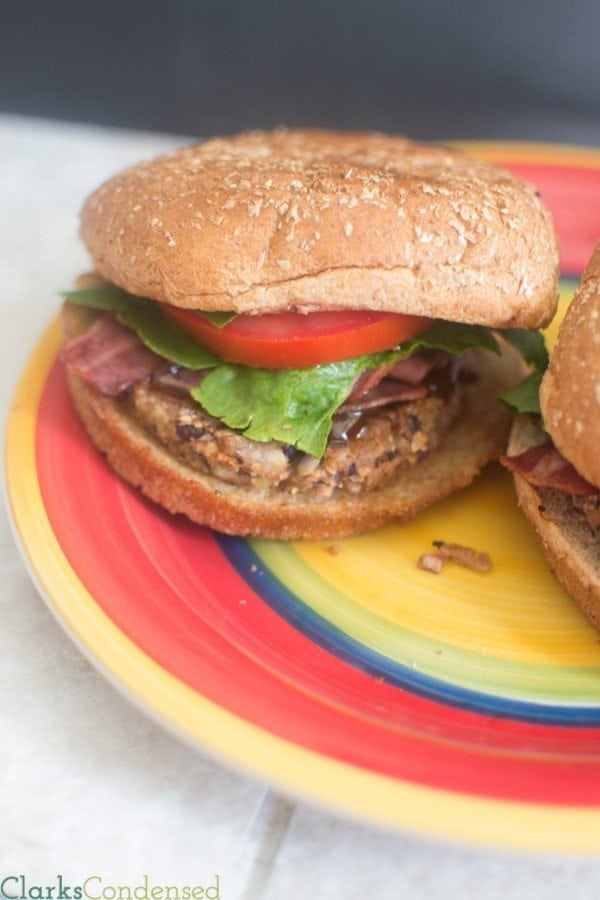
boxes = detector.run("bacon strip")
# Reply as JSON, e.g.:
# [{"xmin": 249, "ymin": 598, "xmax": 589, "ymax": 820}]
[
  {"xmin": 347, "ymin": 350, "xmax": 450, "ymax": 403},
  {"xmin": 347, "ymin": 363, "xmax": 395, "ymax": 401},
  {"xmin": 500, "ymin": 440, "xmax": 598, "ymax": 497},
  {"xmin": 388, "ymin": 350, "xmax": 448, "ymax": 385},
  {"xmin": 151, "ymin": 366, "xmax": 206, "ymax": 394},
  {"xmin": 62, "ymin": 313, "xmax": 164, "ymax": 396},
  {"xmin": 341, "ymin": 380, "xmax": 427, "ymax": 412}
]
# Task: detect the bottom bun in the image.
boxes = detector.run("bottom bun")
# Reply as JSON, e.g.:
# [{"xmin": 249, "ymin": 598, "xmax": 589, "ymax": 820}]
[
  {"xmin": 508, "ymin": 416, "xmax": 600, "ymax": 627},
  {"xmin": 65, "ymin": 344, "xmax": 523, "ymax": 541}
]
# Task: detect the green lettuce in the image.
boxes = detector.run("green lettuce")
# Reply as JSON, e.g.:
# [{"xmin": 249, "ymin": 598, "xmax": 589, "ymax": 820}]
[
  {"xmin": 193, "ymin": 322, "xmax": 502, "ymax": 457},
  {"xmin": 196, "ymin": 310, "xmax": 238, "ymax": 327},
  {"xmin": 500, "ymin": 328, "xmax": 549, "ymax": 372},
  {"xmin": 64, "ymin": 285, "xmax": 547, "ymax": 455},
  {"xmin": 498, "ymin": 329, "xmax": 549, "ymax": 415},
  {"xmin": 63, "ymin": 286, "xmax": 219, "ymax": 369},
  {"xmin": 499, "ymin": 370, "xmax": 544, "ymax": 415}
]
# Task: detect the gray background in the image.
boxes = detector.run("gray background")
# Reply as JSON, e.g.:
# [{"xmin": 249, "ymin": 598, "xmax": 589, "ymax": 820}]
[{"xmin": 2, "ymin": 0, "xmax": 600, "ymax": 143}]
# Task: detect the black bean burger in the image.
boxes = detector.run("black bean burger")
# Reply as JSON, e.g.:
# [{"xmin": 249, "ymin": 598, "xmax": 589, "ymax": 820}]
[{"xmin": 61, "ymin": 129, "xmax": 559, "ymax": 539}]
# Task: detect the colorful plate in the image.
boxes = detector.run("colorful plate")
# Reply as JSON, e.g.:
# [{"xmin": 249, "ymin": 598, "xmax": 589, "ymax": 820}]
[{"xmin": 6, "ymin": 143, "xmax": 600, "ymax": 852}]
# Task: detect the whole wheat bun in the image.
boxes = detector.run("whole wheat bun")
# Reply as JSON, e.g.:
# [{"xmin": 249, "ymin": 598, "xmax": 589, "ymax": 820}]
[
  {"xmin": 80, "ymin": 129, "xmax": 559, "ymax": 328},
  {"xmin": 540, "ymin": 243, "xmax": 600, "ymax": 488},
  {"xmin": 63, "ymin": 306, "xmax": 525, "ymax": 540},
  {"xmin": 507, "ymin": 416, "xmax": 600, "ymax": 628}
]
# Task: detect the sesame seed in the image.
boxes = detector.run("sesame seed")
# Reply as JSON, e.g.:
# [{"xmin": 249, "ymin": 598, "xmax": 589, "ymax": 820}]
[
  {"xmin": 276, "ymin": 259, "xmax": 292, "ymax": 271},
  {"xmin": 344, "ymin": 222, "xmax": 354, "ymax": 237}
]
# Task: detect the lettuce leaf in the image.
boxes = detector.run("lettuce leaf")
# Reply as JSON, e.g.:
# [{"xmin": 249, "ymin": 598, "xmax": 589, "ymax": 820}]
[
  {"xmin": 195, "ymin": 310, "xmax": 237, "ymax": 327},
  {"xmin": 499, "ymin": 370, "xmax": 544, "ymax": 415},
  {"xmin": 498, "ymin": 330, "xmax": 549, "ymax": 415},
  {"xmin": 63, "ymin": 286, "xmax": 219, "ymax": 370},
  {"xmin": 64, "ymin": 284, "xmax": 547, "ymax": 455},
  {"xmin": 193, "ymin": 322, "xmax": 501, "ymax": 457},
  {"xmin": 500, "ymin": 328, "xmax": 549, "ymax": 372}
]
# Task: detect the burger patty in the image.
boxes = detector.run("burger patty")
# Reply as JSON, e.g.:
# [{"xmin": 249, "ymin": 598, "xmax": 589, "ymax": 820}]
[
  {"xmin": 572, "ymin": 494, "xmax": 600, "ymax": 531},
  {"xmin": 127, "ymin": 376, "xmax": 461, "ymax": 498}
]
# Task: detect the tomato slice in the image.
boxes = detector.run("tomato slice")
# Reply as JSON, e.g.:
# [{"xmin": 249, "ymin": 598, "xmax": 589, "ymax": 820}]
[{"xmin": 161, "ymin": 305, "xmax": 433, "ymax": 369}]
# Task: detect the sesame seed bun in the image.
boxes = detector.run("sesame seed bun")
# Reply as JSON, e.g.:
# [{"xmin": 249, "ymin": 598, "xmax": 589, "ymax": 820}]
[
  {"xmin": 80, "ymin": 129, "xmax": 559, "ymax": 328},
  {"xmin": 540, "ymin": 243, "xmax": 600, "ymax": 489}
]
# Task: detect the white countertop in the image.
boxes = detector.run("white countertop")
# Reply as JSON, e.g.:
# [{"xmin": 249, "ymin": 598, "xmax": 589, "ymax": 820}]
[{"xmin": 3, "ymin": 113, "xmax": 600, "ymax": 899}]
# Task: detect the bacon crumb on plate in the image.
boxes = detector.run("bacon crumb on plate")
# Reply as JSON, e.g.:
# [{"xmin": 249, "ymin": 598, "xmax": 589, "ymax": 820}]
[
  {"xmin": 418, "ymin": 541, "xmax": 493, "ymax": 574},
  {"xmin": 418, "ymin": 553, "xmax": 445, "ymax": 574}
]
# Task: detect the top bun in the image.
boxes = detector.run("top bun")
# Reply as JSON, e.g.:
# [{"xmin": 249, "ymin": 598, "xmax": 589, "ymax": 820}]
[
  {"xmin": 80, "ymin": 129, "xmax": 559, "ymax": 328},
  {"xmin": 540, "ymin": 243, "xmax": 600, "ymax": 488}
]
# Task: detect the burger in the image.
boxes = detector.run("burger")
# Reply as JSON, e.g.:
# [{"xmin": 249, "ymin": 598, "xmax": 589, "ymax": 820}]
[
  {"xmin": 61, "ymin": 129, "xmax": 559, "ymax": 540},
  {"xmin": 502, "ymin": 244, "xmax": 600, "ymax": 626}
]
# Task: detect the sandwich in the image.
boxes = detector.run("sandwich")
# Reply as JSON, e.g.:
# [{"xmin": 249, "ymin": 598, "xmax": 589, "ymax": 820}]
[
  {"xmin": 501, "ymin": 244, "xmax": 600, "ymax": 625},
  {"xmin": 60, "ymin": 129, "xmax": 559, "ymax": 540}
]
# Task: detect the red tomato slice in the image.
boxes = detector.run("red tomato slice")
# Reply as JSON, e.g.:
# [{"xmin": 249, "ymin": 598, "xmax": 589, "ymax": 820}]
[{"xmin": 161, "ymin": 305, "xmax": 433, "ymax": 369}]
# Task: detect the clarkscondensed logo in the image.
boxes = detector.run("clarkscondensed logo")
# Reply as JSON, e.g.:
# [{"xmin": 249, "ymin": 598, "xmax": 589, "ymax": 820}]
[{"xmin": 1, "ymin": 876, "xmax": 221, "ymax": 900}]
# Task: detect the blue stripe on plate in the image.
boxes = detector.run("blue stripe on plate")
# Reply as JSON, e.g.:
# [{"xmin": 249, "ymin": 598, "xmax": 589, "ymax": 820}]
[{"xmin": 219, "ymin": 535, "xmax": 600, "ymax": 727}]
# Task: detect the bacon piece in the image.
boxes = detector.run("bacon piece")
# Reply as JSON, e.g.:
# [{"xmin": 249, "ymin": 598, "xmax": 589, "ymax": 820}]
[
  {"xmin": 500, "ymin": 440, "xmax": 599, "ymax": 497},
  {"xmin": 388, "ymin": 350, "xmax": 448, "ymax": 385},
  {"xmin": 432, "ymin": 540, "xmax": 493, "ymax": 572},
  {"xmin": 347, "ymin": 350, "xmax": 450, "ymax": 403},
  {"xmin": 341, "ymin": 380, "xmax": 427, "ymax": 412},
  {"xmin": 418, "ymin": 541, "xmax": 492, "ymax": 574},
  {"xmin": 62, "ymin": 313, "xmax": 164, "ymax": 396},
  {"xmin": 151, "ymin": 366, "xmax": 206, "ymax": 394},
  {"xmin": 347, "ymin": 363, "xmax": 395, "ymax": 401},
  {"xmin": 418, "ymin": 553, "xmax": 445, "ymax": 574}
]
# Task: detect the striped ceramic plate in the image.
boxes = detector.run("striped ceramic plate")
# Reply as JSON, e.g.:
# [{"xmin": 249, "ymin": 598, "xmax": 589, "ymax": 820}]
[{"xmin": 6, "ymin": 142, "xmax": 600, "ymax": 851}]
